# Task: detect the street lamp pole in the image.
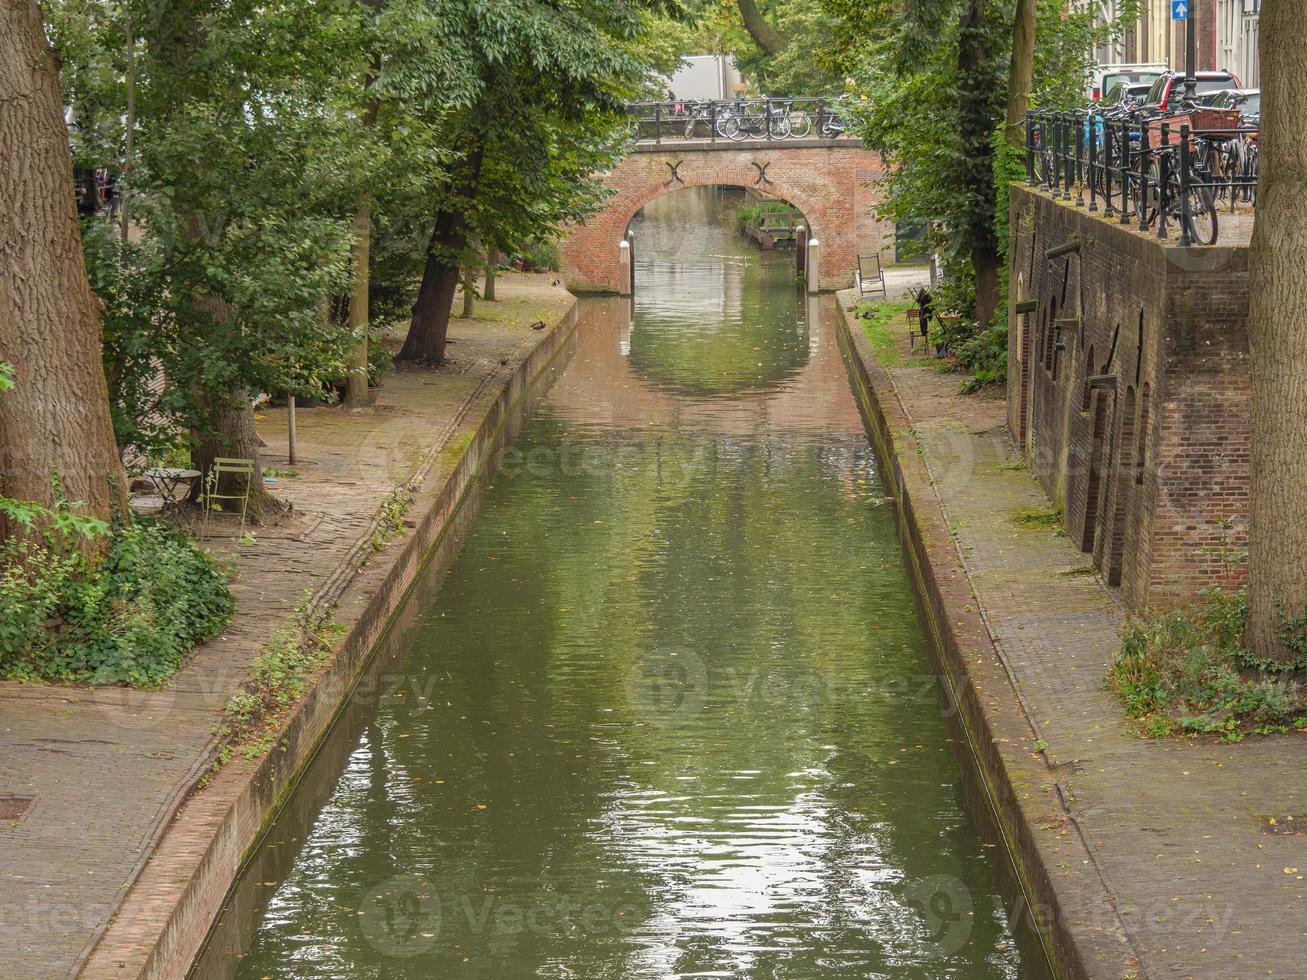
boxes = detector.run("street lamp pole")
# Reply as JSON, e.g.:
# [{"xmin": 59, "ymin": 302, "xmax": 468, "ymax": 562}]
[{"xmin": 1183, "ymin": 3, "xmax": 1197, "ymax": 101}]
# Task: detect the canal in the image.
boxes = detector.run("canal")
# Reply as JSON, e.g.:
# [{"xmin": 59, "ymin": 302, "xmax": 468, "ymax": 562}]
[{"xmin": 196, "ymin": 187, "xmax": 1042, "ymax": 979}]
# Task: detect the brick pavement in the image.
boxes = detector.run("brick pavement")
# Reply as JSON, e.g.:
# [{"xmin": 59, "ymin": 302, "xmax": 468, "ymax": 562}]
[
  {"xmin": 856, "ymin": 301, "xmax": 1307, "ymax": 979},
  {"xmin": 0, "ymin": 276, "xmax": 574, "ymax": 979}
]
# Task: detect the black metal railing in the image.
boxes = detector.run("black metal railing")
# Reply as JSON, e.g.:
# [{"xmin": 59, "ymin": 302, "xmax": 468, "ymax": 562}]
[
  {"xmin": 1025, "ymin": 108, "xmax": 1259, "ymax": 247},
  {"xmin": 626, "ymin": 98, "xmax": 850, "ymax": 144}
]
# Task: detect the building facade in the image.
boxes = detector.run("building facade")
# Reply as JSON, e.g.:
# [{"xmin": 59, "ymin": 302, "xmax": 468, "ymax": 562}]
[{"xmin": 1085, "ymin": 0, "xmax": 1259, "ymax": 86}]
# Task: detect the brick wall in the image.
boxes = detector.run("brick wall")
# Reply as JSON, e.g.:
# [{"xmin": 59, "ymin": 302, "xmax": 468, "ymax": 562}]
[
  {"xmin": 1007, "ymin": 184, "xmax": 1250, "ymax": 610},
  {"xmin": 560, "ymin": 142, "xmax": 893, "ymax": 293}
]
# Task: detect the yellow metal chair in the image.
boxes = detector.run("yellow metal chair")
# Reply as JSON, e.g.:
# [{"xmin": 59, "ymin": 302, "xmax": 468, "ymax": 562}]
[{"xmin": 201, "ymin": 457, "xmax": 255, "ymax": 539}]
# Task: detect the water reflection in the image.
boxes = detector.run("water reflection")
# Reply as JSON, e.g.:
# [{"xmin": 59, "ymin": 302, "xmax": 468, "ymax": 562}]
[
  {"xmin": 197, "ymin": 186, "xmax": 1040, "ymax": 980},
  {"xmin": 627, "ymin": 188, "xmax": 811, "ymax": 395}
]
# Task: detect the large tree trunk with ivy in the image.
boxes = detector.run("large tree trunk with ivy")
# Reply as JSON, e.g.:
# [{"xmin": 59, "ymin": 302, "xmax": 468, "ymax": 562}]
[
  {"xmin": 0, "ymin": 0, "xmax": 128, "ymax": 547},
  {"xmin": 1004, "ymin": 0, "xmax": 1037, "ymax": 150},
  {"xmin": 959, "ymin": 0, "xmax": 1002, "ymax": 328},
  {"xmin": 1246, "ymin": 0, "xmax": 1307, "ymax": 663},
  {"xmin": 344, "ymin": 196, "xmax": 372, "ymax": 408},
  {"xmin": 400, "ymin": 145, "xmax": 483, "ymax": 364}
]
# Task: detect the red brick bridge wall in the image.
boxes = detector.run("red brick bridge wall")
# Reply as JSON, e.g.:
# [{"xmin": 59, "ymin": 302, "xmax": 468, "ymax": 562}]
[{"xmin": 560, "ymin": 141, "xmax": 892, "ymax": 292}]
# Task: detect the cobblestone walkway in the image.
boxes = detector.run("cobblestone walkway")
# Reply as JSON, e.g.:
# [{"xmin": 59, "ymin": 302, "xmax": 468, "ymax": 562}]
[
  {"xmin": 0, "ymin": 278, "xmax": 573, "ymax": 979},
  {"xmin": 877, "ymin": 334, "xmax": 1307, "ymax": 979}
]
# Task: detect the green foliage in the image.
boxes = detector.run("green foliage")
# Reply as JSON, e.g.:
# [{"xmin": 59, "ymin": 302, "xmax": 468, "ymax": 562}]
[
  {"xmin": 832, "ymin": 0, "xmax": 1131, "ymax": 392},
  {"xmin": 53, "ymin": 0, "xmax": 363, "ymax": 459},
  {"xmin": 0, "ymin": 517, "xmax": 233, "ymax": 686},
  {"xmin": 523, "ymin": 238, "xmax": 561, "ymax": 273},
  {"xmin": 1109, "ymin": 589, "xmax": 1307, "ymax": 740},
  {"xmin": 0, "ymin": 362, "xmax": 12, "ymax": 392},
  {"xmin": 688, "ymin": 0, "xmax": 844, "ymax": 96}
]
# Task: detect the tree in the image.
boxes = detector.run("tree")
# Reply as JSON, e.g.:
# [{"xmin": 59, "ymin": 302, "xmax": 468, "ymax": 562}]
[
  {"xmin": 737, "ymin": 0, "xmax": 784, "ymax": 56},
  {"xmin": 1245, "ymin": 0, "xmax": 1307, "ymax": 662},
  {"xmin": 1004, "ymin": 0, "xmax": 1037, "ymax": 150},
  {"xmin": 56, "ymin": 0, "xmax": 362, "ymax": 517},
  {"xmin": 0, "ymin": 0, "xmax": 126, "ymax": 547},
  {"xmin": 398, "ymin": 0, "xmax": 667, "ymax": 364}
]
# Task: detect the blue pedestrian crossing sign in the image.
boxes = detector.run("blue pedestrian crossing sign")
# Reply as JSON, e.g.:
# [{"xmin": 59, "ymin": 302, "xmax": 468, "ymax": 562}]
[{"xmin": 1171, "ymin": 0, "xmax": 1189, "ymax": 19}]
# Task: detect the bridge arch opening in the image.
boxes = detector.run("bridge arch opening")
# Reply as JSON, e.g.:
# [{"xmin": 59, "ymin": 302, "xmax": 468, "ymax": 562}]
[{"xmin": 623, "ymin": 184, "xmax": 813, "ymax": 396}]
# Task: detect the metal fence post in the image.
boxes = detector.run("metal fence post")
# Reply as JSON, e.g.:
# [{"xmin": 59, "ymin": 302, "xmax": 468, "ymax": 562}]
[
  {"xmin": 1089, "ymin": 113, "xmax": 1099, "ymax": 212},
  {"xmin": 1075, "ymin": 111, "xmax": 1086, "ymax": 207},
  {"xmin": 1119, "ymin": 120, "xmax": 1131, "ymax": 224},
  {"xmin": 765, "ymin": 98, "xmax": 772, "ymax": 140},
  {"xmin": 1179, "ymin": 124, "xmax": 1192, "ymax": 248},
  {"xmin": 1026, "ymin": 112, "xmax": 1036, "ymax": 185},
  {"xmin": 1051, "ymin": 114, "xmax": 1062, "ymax": 199},
  {"xmin": 654, "ymin": 104, "xmax": 661, "ymax": 145},
  {"xmin": 1158, "ymin": 122, "xmax": 1170, "ymax": 239},
  {"xmin": 710, "ymin": 102, "xmax": 716, "ymax": 143},
  {"xmin": 1138, "ymin": 119, "xmax": 1150, "ymax": 232}
]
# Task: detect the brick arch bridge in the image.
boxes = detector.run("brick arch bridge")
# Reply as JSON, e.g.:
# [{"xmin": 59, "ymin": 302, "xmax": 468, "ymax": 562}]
[{"xmin": 561, "ymin": 139, "xmax": 893, "ymax": 293}]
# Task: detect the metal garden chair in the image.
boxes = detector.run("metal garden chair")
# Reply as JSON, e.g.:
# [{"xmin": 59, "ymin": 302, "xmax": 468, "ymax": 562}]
[{"xmin": 201, "ymin": 457, "xmax": 255, "ymax": 539}]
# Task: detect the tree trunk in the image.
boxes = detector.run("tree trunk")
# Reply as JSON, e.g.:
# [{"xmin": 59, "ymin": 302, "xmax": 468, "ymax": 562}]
[
  {"xmin": 1245, "ymin": 0, "xmax": 1307, "ymax": 663},
  {"xmin": 344, "ymin": 196, "xmax": 371, "ymax": 408},
  {"xmin": 460, "ymin": 262, "xmax": 476, "ymax": 319},
  {"xmin": 959, "ymin": 0, "xmax": 1002, "ymax": 328},
  {"xmin": 736, "ymin": 0, "xmax": 784, "ymax": 56},
  {"xmin": 183, "ymin": 290, "xmax": 281, "ymax": 519},
  {"xmin": 1004, "ymin": 0, "xmax": 1037, "ymax": 150},
  {"xmin": 399, "ymin": 210, "xmax": 464, "ymax": 363},
  {"xmin": 0, "ymin": 0, "xmax": 128, "ymax": 549},
  {"xmin": 484, "ymin": 250, "xmax": 497, "ymax": 302},
  {"xmin": 399, "ymin": 145, "xmax": 483, "ymax": 364}
]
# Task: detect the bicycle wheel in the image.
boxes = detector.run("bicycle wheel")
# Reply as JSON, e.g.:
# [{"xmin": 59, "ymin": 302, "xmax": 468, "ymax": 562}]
[
  {"xmin": 724, "ymin": 116, "xmax": 746, "ymax": 141},
  {"xmin": 788, "ymin": 111, "xmax": 811, "ymax": 138},
  {"xmin": 770, "ymin": 115, "xmax": 792, "ymax": 139},
  {"xmin": 1183, "ymin": 185, "xmax": 1218, "ymax": 245}
]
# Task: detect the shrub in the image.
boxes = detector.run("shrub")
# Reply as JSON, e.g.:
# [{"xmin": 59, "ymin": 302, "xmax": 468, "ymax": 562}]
[
  {"xmin": 0, "ymin": 517, "xmax": 233, "ymax": 686},
  {"xmin": 1108, "ymin": 589, "xmax": 1307, "ymax": 740}
]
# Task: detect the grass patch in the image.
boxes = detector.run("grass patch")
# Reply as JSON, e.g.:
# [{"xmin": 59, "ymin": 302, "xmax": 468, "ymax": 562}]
[
  {"xmin": 217, "ymin": 596, "xmax": 344, "ymax": 763},
  {"xmin": 1108, "ymin": 589, "xmax": 1307, "ymax": 741},
  {"xmin": 371, "ymin": 486, "xmax": 414, "ymax": 552},
  {"xmin": 853, "ymin": 299, "xmax": 915, "ymax": 369},
  {"xmin": 1011, "ymin": 505, "xmax": 1063, "ymax": 531}
]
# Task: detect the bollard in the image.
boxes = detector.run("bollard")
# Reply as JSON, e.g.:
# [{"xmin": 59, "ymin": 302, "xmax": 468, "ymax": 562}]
[
  {"xmin": 626, "ymin": 230, "xmax": 636, "ymax": 295},
  {"xmin": 806, "ymin": 239, "xmax": 820, "ymax": 295},
  {"xmin": 618, "ymin": 239, "xmax": 631, "ymax": 297},
  {"xmin": 795, "ymin": 226, "xmax": 808, "ymax": 278}
]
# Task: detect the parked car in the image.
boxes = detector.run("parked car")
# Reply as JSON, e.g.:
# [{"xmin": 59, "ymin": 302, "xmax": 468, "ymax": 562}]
[
  {"xmin": 1102, "ymin": 80, "xmax": 1153, "ymax": 108},
  {"xmin": 1089, "ymin": 63, "xmax": 1168, "ymax": 102},
  {"xmin": 1142, "ymin": 70, "xmax": 1241, "ymax": 112}
]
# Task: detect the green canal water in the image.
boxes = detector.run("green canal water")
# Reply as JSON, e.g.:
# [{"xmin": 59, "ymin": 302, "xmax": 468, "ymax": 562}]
[{"xmin": 198, "ymin": 187, "xmax": 1043, "ymax": 979}]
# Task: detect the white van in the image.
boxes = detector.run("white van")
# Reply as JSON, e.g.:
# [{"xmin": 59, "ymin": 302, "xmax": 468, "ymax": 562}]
[{"xmin": 1088, "ymin": 63, "xmax": 1169, "ymax": 102}]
